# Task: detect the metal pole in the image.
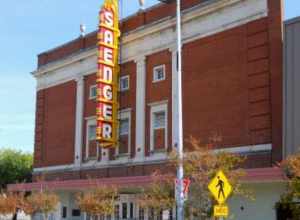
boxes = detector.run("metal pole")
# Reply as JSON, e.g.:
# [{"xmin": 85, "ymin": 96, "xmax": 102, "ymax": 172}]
[{"xmin": 176, "ymin": 0, "xmax": 184, "ymax": 220}]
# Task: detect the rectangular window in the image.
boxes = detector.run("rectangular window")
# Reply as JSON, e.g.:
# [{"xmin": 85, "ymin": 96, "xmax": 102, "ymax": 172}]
[
  {"xmin": 62, "ymin": 206, "xmax": 67, "ymax": 218},
  {"xmin": 118, "ymin": 111, "xmax": 131, "ymax": 156},
  {"xmin": 150, "ymin": 103, "xmax": 168, "ymax": 152},
  {"xmin": 89, "ymin": 85, "xmax": 97, "ymax": 100},
  {"xmin": 72, "ymin": 209, "xmax": 81, "ymax": 217},
  {"xmin": 153, "ymin": 65, "xmax": 166, "ymax": 82},
  {"xmin": 85, "ymin": 119, "xmax": 98, "ymax": 160},
  {"xmin": 154, "ymin": 111, "xmax": 166, "ymax": 129},
  {"xmin": 122, "ymin": 203, "xmax": 127, "ymax": 219},
  {"xmin": 120, "ymin": 75, "xmax": 130, "ymax": 91},
  {"xmin": 130, "ymin": 203, "xmax": 134, "ymax": 218},
  {"xmin": 88, "ymin": 124, "xmax": 97, "ymax": 141},
  {"xmin": 120, "ymin": 118, "xmax": 129, "ymax": 136}
]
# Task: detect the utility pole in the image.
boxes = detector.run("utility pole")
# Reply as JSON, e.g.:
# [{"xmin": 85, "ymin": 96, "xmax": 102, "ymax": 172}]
[
  {"xmin": 143, "ymin": 0, "xmax": 184, "ymax": 219},
  {"xmin": 175, "ymin": 0, "xmax": 184, "ymax": 219}
]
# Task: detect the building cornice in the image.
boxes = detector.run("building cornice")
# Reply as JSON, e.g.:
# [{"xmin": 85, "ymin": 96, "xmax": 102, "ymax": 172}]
[{"xmin": 33, "ymin": 0, "xmax": 268, "ymax": 91}]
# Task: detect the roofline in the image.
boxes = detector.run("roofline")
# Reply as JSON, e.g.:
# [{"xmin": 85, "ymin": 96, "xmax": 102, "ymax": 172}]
[
  {"xmin": 285, "ymin": 16, "xmax": 300, "ymax": 26},
  {"xmin": 38, "ymin": 2, "xmax": 163, "ymax": 56}
]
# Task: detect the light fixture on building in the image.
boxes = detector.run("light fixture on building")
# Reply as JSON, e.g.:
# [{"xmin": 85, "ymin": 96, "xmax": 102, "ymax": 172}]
[
  {"xmin": 80, "ymin": 24, "xmax": 86, "ymax": 37},
  {"xmin": 139, "ymin": 0, "xmax": 145, "ymax": 10}
]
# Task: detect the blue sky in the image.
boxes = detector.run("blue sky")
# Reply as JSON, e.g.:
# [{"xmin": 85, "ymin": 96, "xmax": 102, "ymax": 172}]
[{"xmin": 0, "ymin": 0, "xmax": 299, "ymax": 153}]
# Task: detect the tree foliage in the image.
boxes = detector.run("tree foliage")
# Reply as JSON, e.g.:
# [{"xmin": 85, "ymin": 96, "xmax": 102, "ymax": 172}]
[
  {"xmin": 0, "ymin": 190, "xmax": 58, "ymax": 220},
  {"xmin": 138, "ymin": 137, "xmax": 249, "ymax": 219},
  {"xmin": 0, "ymin": 148, "xmax": 33, "ymax": 189},
  {"xmin": 278, "ymin": 154, "xmax": 300, "ymax": 218},
  {"xmin": 0, "ymin": 193, "xmax": 18, "ymax": 216},
  {"xmin": 73, "ymin": 137, "xmax": 250, "ymax": 219},
  {"xmin": 23, "ymin": 190, "xmax": 59, "ymax": 220},
  {"xmin": 76, "ymin": 185, "xmax": 118, "ymax": 218}
]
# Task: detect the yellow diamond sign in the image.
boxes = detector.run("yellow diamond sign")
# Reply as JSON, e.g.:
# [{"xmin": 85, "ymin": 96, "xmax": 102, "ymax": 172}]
[{"xmin": 208, "ymin": 170, "xmax": 232, "ymax": 204}]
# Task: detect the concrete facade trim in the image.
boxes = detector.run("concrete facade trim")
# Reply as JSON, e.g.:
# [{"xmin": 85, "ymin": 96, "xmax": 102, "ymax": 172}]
[
  {"xmin": 74, "ymin": 76, "xmax": 84, "ymax": 166},
  {"xmin": 135, "ymin": 56, "xmax": 146, "ymax": 159},
  {"xmin": 33, "ymin": 0, "xmax": 268, "ymax": 91},
  {"xmin": 33, "ymin": 143, "xmax": 272, "ymax": 173}
]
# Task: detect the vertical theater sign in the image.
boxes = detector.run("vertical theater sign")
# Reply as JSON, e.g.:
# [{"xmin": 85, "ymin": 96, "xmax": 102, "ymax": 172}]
[{"xmin": 97, "ymin": 0, "xmax": 120, "ymax": 147}]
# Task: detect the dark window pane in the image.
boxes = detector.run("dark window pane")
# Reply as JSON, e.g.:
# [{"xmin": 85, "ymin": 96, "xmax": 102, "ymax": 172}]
[
  {"xmin": 122, "ymin": 203, "xmax": 127, "ymax": 219},
  {"xmin": 130, "ymin": 203, "xmax": 134, "ymax": 218},
  {"xmin": 62, "ymin": 206, "xmax": 67, "ymax": 218},
  {"xmin": 72, "ymin": 209, "xmax": 81, "ymax": 217}
]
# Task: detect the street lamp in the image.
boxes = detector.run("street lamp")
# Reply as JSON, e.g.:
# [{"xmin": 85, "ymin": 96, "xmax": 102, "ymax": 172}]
[{"xmin": 158, "ymin": 0, "xmax": 184, "ymax": 220}]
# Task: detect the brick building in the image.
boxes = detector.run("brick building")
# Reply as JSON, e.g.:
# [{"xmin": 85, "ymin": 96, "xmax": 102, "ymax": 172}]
[{"xmin": 9, "ymin": 0, "xmax": 287, "ymax": 219}]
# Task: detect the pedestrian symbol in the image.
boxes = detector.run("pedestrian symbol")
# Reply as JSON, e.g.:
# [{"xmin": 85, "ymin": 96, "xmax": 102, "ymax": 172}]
[
  {"xmin": 208, "ymin": 170, "xmax": 232, "ymax": 204},
  {"xmin": 216, "ymin": 176, "xmax": 225, "ymax": 200}
]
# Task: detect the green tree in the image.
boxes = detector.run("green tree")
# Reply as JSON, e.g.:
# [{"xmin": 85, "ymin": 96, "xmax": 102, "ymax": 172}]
[
  {"xmin": 0, "ymin": 148, "xmax": 33, "ymax": 189},
  {"xmin": 278, "ymin": 154, "xmax": 300, "ymax": 218}
]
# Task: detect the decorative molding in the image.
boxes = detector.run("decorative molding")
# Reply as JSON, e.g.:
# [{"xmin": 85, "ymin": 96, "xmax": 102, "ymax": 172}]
[
  {"xmin": 147, "ymin": 99, "xmax": 168, "ymax": 107},
  {"xmin": 214, "ymin": 144, "xmax": 272, "ymax": 154},
  {"xmin": 33, "ymin": 0, "xmax": 268, "ymax": 91},
  {"xmin": 33, "ymin": 144, "xmax": 272, "ymax": 173}
]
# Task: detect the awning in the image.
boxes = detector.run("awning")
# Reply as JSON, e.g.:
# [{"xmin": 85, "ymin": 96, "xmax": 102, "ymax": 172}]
[{"xmin": 8, "ymin": 167, "xmax": 286, "ymax": 192}]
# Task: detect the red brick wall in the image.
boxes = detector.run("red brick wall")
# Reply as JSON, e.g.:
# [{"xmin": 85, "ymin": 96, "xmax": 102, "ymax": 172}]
[
  {"xmin": 82, "ymin": 74, "xmax": 96, "ymax": 161},
  {"xmin": 182, "ymin": 18, "xmax": 275, "ymax": 151},
  {"xmin": 81, "ymin": 61, "xmax": 137, "ymax": 161},
  {"xmin": 33, "ymin": 90, "xmax": 45, "ymax": 168},
  {"xmin": 34, "ymin": 0, "xmax": 283, "ymax": 174},
  {"xmin": 268, "ymin": 0, "xmax": 283, "ymax": 164},
  {"xmin": 33, "ymin": 81, "xmax": 76, "ymax": 167},
  {"xmin": 120, "ymin": 61, "xmax": 137, "ymax": 158},
  {"xmin": 37, "ymin": 0, "xmax": 203, "ymax": 67},
  {"xmin": 145, "ymin": 50, "xmax": 172, "ymax": 156}
]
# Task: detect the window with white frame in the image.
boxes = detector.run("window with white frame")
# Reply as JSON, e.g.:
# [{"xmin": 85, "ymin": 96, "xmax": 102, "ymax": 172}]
[
  {"xmin": 89, "ymin": 85, "xmax": 97, "ymax": 100},
  {"xmin": 85, "ymin": 118, "xmax": 98, "ymax": 160},
  {"xmin": 153, "ymin": 65, "xmax": 166, "ymax": 82},
  {"xmin": 119, "ymin": 75, "xmax": 130, "ymax": 91},
  {"xmin": 117, "ymin": 110, "xmax": 131, "ymax": 156},
  {"xmin": 150, "ymin": 103, "xmax": 168, "ymax": 152}
]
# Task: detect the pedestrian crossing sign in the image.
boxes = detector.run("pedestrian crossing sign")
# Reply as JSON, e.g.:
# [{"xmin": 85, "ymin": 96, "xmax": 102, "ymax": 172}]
[{"xmin": 208, "ymin": 170, "xmax": 232, "ymax": 204}]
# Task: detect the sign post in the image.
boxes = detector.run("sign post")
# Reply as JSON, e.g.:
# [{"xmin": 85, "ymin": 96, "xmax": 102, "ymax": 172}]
[{"xmin": 208, "ymin": 170, "xmax": 232, "ymax": 219}]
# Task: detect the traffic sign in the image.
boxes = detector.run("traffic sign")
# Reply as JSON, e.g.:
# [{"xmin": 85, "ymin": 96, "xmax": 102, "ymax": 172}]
[
  {"xmin": 208, "ymin": 170, "xmax": 232, "ymax": 204},
  {"xmin": 175, "ymin": 178, "xmax": 191, "ymax": 201},
  {"xmin": 214, "ymin": 205, "xmax": 229, "ymax": 218}
]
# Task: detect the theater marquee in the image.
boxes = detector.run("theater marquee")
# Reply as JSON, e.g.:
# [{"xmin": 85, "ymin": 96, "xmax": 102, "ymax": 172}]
[{"xmin": 96, "ymin": 0, "xmax": 120, "ymax": 147}]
